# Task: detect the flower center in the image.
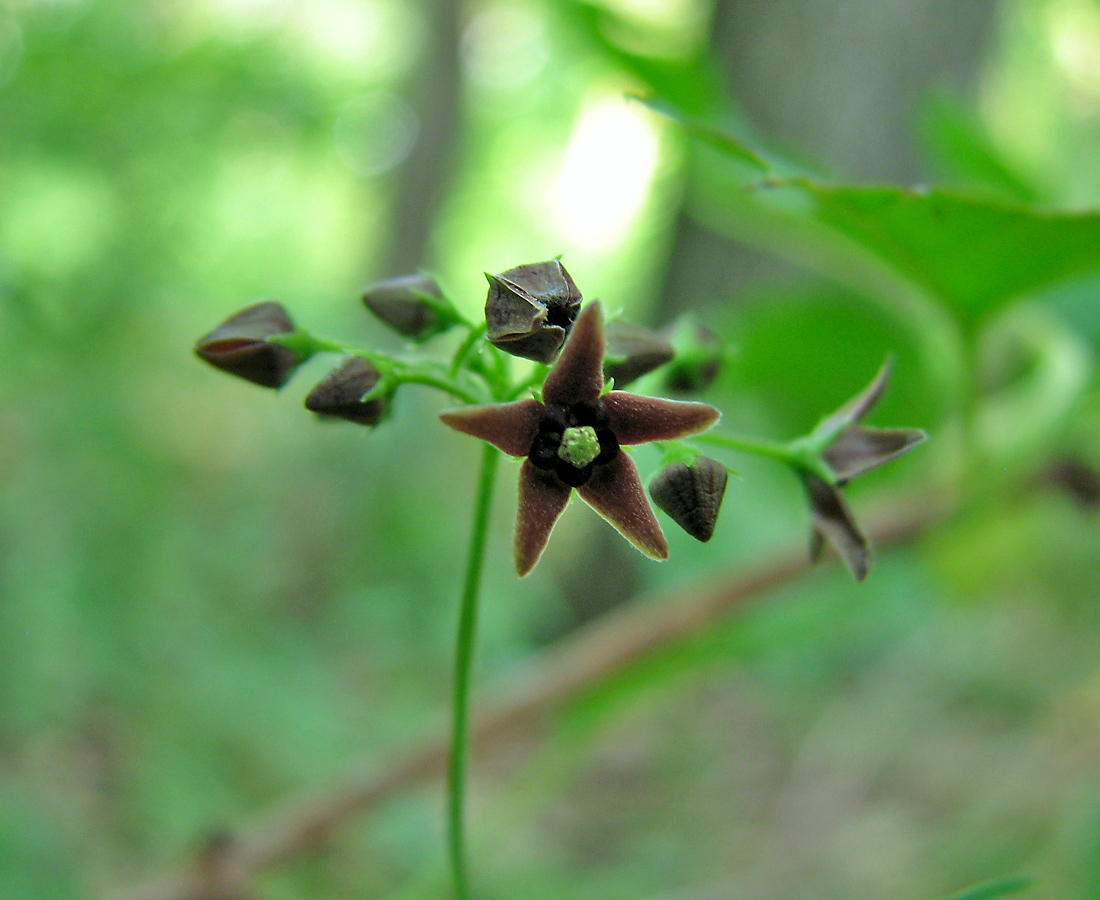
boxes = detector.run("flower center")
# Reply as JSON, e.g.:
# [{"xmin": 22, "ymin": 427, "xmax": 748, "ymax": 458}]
[
  {"xmin": 527, "ymin": 400, "xmax": 620, "ymax": 488},
  {"xmin": 557, "ymin": 426, "xmax": 600, "ymax": 469}
]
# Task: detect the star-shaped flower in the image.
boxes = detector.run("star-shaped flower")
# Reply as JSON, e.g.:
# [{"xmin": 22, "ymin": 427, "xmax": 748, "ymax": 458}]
[
  {"xmin": 801, "ymin": 359, "xmax": 927, "ymax": 581},
  {"xmin": 441, "ymin": 302, "xmax": 720, "ymax": 576}
]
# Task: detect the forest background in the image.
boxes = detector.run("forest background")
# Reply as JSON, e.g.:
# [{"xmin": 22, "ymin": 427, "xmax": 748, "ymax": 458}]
[{"xmin": 5, "ymin": 0, "xmax": 1100, "ymax": 898}]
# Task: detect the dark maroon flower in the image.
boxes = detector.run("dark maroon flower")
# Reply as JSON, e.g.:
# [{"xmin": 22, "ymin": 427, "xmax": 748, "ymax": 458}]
[
  {"xmin": 194, "ymin": 301, "xmax": 302, "ymax": 388},
  {"xmin": 442, "ymin": 302, "xmax": 720, "ymax": 576},
  {"xmin": 803, "ymin": 360, "xmax": 926, "ymax": 580},
  {"xmin": 484, "ymin": 260, "xmax": 582, "ymax": 364}
]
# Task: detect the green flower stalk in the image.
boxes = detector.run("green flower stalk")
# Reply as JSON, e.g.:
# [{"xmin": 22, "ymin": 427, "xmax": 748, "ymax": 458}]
[{"xmin": 192, "ymin": 261, "xmax": 928, "ymax": 900}]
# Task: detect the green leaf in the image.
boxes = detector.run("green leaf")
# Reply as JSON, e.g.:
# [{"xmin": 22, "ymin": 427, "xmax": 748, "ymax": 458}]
[
  {"xmin": 763, "ymin": 179, "xmax": 1100, "ymax": 322},
  {"xmin": 631, "ymin": 94, "xmax": 771, "ymax": 174},
  {"xmin": 918, "ymin": 92, "xmax": 1039, "ymax": 204},
  {"xmin": 937, "ymin": 875, "xmax": 1034, "ymax": 900}
]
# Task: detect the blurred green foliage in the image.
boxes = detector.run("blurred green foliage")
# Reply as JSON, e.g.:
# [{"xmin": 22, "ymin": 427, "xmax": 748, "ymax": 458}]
[{"xmin": 5, "ymin": 0, "xmax": 1100, "ymax": 899}]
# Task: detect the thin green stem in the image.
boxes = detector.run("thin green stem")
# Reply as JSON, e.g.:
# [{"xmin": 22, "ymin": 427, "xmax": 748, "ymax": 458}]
[
  {"xmin": 450, "ymin": 322, "xmax": 488, "ymax": 379},
  {"xmin": 269, "ymin": 331, "xmax": 483, "ymax": 404},
  {"xmin": 697, "ymin": 431, "xmax": 836, "ymax": 483},
  {"xmin": 694, "ymin": 431, "xmax": 795, "ymax": 465},
  {"xmin": 396, "ymin": 372, "xmax": 481, "ymax": 405},
  {"xmin": 504, "ymin": 365, "xmax": 548, "ymax": 401},
  {"xmin": 448, "ymin": 443, "xmax": 500, "ymax": 900}
]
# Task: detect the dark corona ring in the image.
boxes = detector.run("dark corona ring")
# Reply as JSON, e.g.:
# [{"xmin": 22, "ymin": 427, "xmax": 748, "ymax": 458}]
[{"xmin": 527, "ymin": 399, "xmax": 620, "ymax": 487}]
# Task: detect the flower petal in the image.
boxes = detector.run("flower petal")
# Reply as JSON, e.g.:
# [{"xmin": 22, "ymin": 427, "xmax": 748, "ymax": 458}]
[
  {"xmin": 577, "ymin": 453, "xmax": 668, "ymax": 561},
  {"xmin": 817, "ymin": 357, "xmax": 892, "ymax": 437},
  {"xmin": 603, "ymin": 392, "xmax": 720, "ymax": 444},
  {"xmin": 824, "ymin": 425, "xmax": 927, "ymax": 483},
  {"xmin": 515, "ymin": 461, "xmax": 573, "ymax": 577},
  {"xmin": 542, "ymin": 301, "xmax": 605, "ymax": 406},
  {"xmin": 440, "ymin": 400, "xmax": 543, "ymax": 457},
  {"xmin": 803, "ymin": 474, "xmax": 869, "ymax": 581}
]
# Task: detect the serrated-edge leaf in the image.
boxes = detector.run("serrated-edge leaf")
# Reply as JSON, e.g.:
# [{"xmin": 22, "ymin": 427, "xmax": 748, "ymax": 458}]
[{"xmin": 759, "ymin": 176, "xmax": 1100, "ymax": 319}]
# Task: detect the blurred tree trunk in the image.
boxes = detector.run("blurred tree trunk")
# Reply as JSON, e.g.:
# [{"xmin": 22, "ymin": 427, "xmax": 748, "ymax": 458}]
[
  {"xmin": 657, "ymin": 0, "xmax": 999, "ymax": 318},
  {"xmin": 562, "ymin": 0, "xmax": 999, "ymax": 634},
  {"xmin": 377, "ymin": 0, "xmax": 463, "ymax": 277}
]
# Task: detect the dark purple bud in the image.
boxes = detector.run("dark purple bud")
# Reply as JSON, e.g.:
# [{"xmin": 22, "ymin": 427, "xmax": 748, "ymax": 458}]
[
  {"xmin": 803, "ymin": 474, "xmax": 869, "ymax": 581},
  {"xmin": 649, "ymin": 456, "xmax": 728, "ymax": 542},
  {"xmin": 485, "ymin": 259, "xmax": 582, "ymax": 364},
  {"xmin": 662, "ymin": 321, "xmax": 724, "ymax": 394},
  {"xmin": 362, "ymin": 273, "xmax": 457, "ymax": 341},
  {"xmin": 603, "ymin": 319, "xmax": 675, "ymax": 388},
  {"xmin": 304, "ymin": 356, "xmax": 389, "ymax": 427},
  {"xmin": 194, "ymin": 301, "xmax": 301, "ymax": 389}
]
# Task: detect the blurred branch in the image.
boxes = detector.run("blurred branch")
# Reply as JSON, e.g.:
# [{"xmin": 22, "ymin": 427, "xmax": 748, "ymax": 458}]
[{"xmin": 104, "ymin": 497, "xmax": 943, "ymax": 900}]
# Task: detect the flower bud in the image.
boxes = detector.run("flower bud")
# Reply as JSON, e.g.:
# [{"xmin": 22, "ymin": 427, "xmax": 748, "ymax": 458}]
[
  {"xmin": 362, "ymin": 273, "xmax": 458, "ymax": 342},
  {"xmin": 194, "ymin": 301, "xmax": 301, "ymax": 389},
  {"xmin": 662, "ymin": 320, "xmax": 725, "ymax": 394},
  {"xmin": 485, "ymin": 259, "xmax": 582, "ymax": 364},
  {"xmin": 603, "ymin": 319, "xmax": 675, "ymax": 388},
  {"xmin": 649, "ymin": 456, "xmax": 728, "ymax": 542},
  {"xmin": 304, "ymin": 355, "xmax": 389, "ymax": 427}
]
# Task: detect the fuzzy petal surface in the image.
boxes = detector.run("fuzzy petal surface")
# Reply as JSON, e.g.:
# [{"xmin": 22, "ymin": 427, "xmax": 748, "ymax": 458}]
[
  {"xmin": 604, "ymin": 392, "xmax": 720, "ymax": 445},
  {"xmin": 803, "ymin": 475, "xmax": 869, "ymax": 581},
  {"xmin": 440, "ymin": 400, "xmax": 542, "ymax": 457},
  {"xmin": 824, "ymin": 425, "xmax": 927, "ymax": 483},
  {"xmin": 542, "ymin": 302, "xmax": 605, "ymax": 406},
  {"xmin": 577, "ymin": 453, "xmax": 669, "ymax": 561},
  {"xmin": 515, "ymin": 461, "xmax": 573, "ymax": 577}
]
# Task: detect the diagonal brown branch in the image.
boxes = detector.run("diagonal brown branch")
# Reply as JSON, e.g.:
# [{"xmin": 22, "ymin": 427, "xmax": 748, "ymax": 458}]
[{"xmin": 105, "ymin": 499, "xmax": 941, "ymax": 900}]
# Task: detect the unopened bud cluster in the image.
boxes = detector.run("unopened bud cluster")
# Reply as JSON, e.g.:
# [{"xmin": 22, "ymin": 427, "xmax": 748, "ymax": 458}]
[{"xmin": 195, "ymin": 273, "xmax": 464, "ymax": 428}]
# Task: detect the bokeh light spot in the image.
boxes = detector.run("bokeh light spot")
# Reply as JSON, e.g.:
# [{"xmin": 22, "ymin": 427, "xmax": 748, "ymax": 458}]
[
  {"xmin": 462, "ymin": 1, "xmax": 548, "ymax": 89},
  {"xmin": 334, "ymin": 92, "xmax": 419, "ymax": 178},
  {"xmin": 548, "ymin": 94, "xmax": 661, "ymax": 253}
]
